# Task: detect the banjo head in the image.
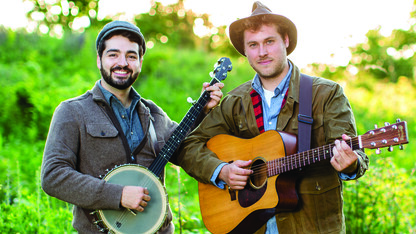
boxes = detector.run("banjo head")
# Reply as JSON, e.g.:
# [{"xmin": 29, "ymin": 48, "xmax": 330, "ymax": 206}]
[{"xmin": 98, "ymin": 164, "xmax": 168, "ymax": 234}]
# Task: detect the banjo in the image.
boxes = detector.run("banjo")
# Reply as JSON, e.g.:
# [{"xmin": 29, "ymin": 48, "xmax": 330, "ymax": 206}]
[{"xmin": 92, "ymin": 57, "xmax": 232, "ymax": 233}]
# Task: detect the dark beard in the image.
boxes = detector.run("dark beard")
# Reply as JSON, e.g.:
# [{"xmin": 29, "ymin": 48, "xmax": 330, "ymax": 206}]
[{"xmin": 100, "ymin": 66, "xmax": 138, "ymax": 90}]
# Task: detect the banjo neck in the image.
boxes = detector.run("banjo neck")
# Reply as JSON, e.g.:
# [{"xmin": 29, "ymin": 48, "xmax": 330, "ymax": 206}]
[{"xmin": 148, "ymin": 57, "xmax": 232, "ymax": 176}]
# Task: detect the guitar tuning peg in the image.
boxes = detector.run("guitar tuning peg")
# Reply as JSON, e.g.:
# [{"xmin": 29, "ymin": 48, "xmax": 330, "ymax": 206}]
[
  {"xmin": 399, "ymin": 144, "xmax": 404, "ymax": 150},
  {"xmin": 388, "ymin": 146, "xmax": 393, "ymax": 152},
  {"xmin": 187, "ymin": 97, "xmax": 196, "ymax": 105},
  {"xmin": 376, "ymin": 148, "xmax": 381, "ymax": 154},
  {"xmin": 396, "ymin": 118, "xmax": 401, "ymax": 123},
  {"xmin": 384, "ymin": 122, "xmax": 390, "ymax": 126},
  {"xmin": 374, "ymin": 124, "xmax": 378, "ymax": 129}
]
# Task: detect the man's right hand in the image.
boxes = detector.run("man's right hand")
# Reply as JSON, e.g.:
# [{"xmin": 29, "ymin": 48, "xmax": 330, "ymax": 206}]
[
  {"xmin": 218, "ymin": 160, "xmax": 253, "ymax": 190},
  {"xmin": 120, "ymin": 186, "xmax": 151, "ymax": 212}
]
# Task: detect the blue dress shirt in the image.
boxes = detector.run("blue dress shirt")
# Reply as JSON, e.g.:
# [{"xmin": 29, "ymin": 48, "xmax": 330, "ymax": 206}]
[{"xmin": 98, "ymin": 81, "xmax": 144, "ymax": 154}]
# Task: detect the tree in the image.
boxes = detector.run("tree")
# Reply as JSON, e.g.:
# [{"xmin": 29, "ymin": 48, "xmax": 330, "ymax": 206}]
[
  {"xmin": 26, "ymin": 0, "xmax": 99, "ymax": 34},
  {"xmin": 24, "ymin": 0, "xmax": 236, "ymax": 54}
]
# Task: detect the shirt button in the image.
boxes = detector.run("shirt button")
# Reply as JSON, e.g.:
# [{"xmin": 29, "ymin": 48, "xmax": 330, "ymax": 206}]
[
  {"xmin": 269, "ymin": 122, "xmax": 272, "ymax": 125},
  {"xmin": 121, "ymin": 115, "xmax": 126, "ymax": 119}
]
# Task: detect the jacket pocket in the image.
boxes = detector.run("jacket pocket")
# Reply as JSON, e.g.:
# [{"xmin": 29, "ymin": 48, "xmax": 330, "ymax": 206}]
[
  {"xmin": 297, "ymin": 169, "xmax": 340, "ymax": 195},
  {"xmin": 296, "ymin": 170, "xmax": 343, "ymax": 233},
  {"xmin": 86, "ymin": 124, "xmax": 119, "ymax": 138}
]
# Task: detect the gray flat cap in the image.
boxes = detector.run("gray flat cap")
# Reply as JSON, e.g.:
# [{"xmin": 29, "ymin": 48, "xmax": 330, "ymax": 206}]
[{"xmin": 96, "ymin": 20, "xmax": 146, "ymax": 55}]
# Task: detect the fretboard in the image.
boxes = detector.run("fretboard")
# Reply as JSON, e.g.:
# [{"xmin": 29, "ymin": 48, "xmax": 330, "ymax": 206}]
[
  {"xmin": 148, "ymin": 79, "xmax": 219, "ymax": 176},
  {"xmin": 267, "ymin": 136, "xmax": 360, "ymax": 177}
]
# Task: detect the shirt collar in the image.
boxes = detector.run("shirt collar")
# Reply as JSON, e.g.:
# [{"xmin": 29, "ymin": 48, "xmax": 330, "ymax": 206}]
[{"xmin": 97, "ymin": 80, "xmax": 141, "ymax": 107}]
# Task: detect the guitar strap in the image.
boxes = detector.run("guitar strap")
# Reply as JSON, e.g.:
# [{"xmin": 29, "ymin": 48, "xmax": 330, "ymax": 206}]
[
  {"xmin": 148, "ymin": 117, "xmax": 159, "ymax": 154},
  {"xmin": 298, "ymin": 73, "xmax": 313, "ymax": 152}
]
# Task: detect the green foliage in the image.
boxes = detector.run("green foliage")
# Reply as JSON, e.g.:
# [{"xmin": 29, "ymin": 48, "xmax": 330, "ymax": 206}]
[
  {"xmin": 344, "ymin": 157, "xmax": 416, "ymax": 233},
  {"xmin": 26, "ymin": 0, "xmax": 99, "ymax": 32},
  {"xmin": 0, "ymin": 23, "xmax": 415, "ymax": 233},
  {"xmin": 348, "ymin": 27, "xmax": 416, "ymax": 83}
]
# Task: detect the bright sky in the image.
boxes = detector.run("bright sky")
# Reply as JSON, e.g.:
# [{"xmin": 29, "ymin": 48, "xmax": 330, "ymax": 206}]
[{"xmin": 1, "ymin": 0, "xmax": 414, "ymax": 68}]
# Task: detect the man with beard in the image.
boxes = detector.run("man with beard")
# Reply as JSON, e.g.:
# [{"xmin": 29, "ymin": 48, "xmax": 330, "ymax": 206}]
[
  {"xmin": 41, "ymin": 21, "xmax": 223, "ymax": 233},
  {"xmin": 177, "ymin": 2, "xmax": 369, "ymax": 233}
]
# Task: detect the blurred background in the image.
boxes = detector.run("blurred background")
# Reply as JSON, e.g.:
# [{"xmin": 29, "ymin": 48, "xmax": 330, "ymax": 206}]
[{"xmin": 0, "ymin": 0, "xmax": 415, "ymax": 233}]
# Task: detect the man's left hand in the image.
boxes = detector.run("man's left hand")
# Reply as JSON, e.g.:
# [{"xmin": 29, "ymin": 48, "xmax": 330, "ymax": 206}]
[
  {"xmin": 330, "ymin": 134, "xmax": 358, "ymax": 174},
  {"xmin": 202, "ymin": 82, "xmax": 224, "ymax": 114}
]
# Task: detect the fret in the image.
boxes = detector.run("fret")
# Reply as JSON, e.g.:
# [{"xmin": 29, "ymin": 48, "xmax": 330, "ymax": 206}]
[
  {"xmin": 291, "ymin": 153, "xmax": 295, "ymax": 170},
  {"xmin": 278, "ymin": 159, "xmax": 282, "ymax": 174},
  {"xmin": 285, "ymin": 156, "xmax": 289, "ymax": 172},
  {"xmin": 302, "ymin": 151, "xmax": 306, "ymax": 167}
]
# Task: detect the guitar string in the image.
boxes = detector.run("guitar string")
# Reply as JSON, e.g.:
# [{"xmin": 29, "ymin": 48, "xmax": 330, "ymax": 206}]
[
  {"xmin": 248, "ymin": 138, "xmax": 360, "ymax": 177},
  {"xmin": 250, "ymin": 140, "xmax": 360, "ymax": 176},
  {"xmin": 150, "ymin": 95, "xmax": 209, "ymax": 175},
  {"xmin": 113, "ymin": 169, "xmax": 162, "ymax": 228}
]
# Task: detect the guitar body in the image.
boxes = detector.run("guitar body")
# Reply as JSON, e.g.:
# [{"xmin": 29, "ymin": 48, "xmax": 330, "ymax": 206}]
[
  {"xmin": 98, "ymin": 165, "xmax": 168, "ymax": 234},
  {"xmin": 198, "ymin": 131, "xmax": 298, "ymax": 234}
]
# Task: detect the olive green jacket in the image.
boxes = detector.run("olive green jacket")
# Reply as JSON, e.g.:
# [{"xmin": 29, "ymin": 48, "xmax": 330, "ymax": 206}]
[{"xmin": 178, "ymin": 64, "xmax": 369, "ymax": 233}]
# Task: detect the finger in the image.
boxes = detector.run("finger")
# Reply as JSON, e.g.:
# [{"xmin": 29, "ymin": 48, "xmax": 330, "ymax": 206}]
[
  {"xmin": 205, "ymin": 82, "xmax": 224, "ymax": 91},
  {"xmin": 140, "ymin": 200, "xmax": 148, "ymax": 208},
  {"xmin": 143, "ymin": 194, "xmax": 151, "ymax": 202},
  {"xmin": 143, "ymin": 187, "xmax": 149, "ymax": 195},
  {"xmin": 341, "ymin": 134, "xmax": 351, "ymax": 141},
  {"xmin": 330, "ymin": 157, "xmax": 341, "ymax": 171},
  {"xmin": 235, "ymin": 160, "xmax": 252, "ymax": 167},
  {"xmin": 209, "ymin": 92, "xmax": 222, "ymax": 100},
  {"xmin": 340, "ymin": 140, "xmax": 352, "ymax": 151},
  {"xmin": 202, "ymin": 82, "xmax": 210, "ymax": 89}
]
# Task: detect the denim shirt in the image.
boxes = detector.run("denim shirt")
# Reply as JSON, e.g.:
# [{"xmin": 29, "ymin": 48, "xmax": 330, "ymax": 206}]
[{"xmin": 98, "ymin": 81, "xmax": 144, "ymax": 152}]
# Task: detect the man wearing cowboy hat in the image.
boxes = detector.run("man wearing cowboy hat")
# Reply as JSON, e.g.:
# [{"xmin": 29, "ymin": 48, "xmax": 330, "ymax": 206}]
[{"xmin": 178, "ymin": 1, "xmax": 368, "ymax": 233}]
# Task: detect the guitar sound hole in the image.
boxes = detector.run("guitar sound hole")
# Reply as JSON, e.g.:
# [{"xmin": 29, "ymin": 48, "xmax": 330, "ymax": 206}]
[
  {"xmin": 238, "ymin": 157, "xmax": 268, "ymax": 208},
  {"xmin": 249, "ymin": 157, "xmax": 267, "ymax": 189}
]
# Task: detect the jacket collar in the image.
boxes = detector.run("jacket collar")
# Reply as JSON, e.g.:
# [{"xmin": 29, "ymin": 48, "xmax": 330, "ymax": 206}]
[{"xmin": 91, "ymin": 81, "xmax": 107, "ymax": 104}]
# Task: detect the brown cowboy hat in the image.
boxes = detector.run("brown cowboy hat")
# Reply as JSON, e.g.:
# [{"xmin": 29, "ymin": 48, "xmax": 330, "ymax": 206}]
[{"xmin": 229, "ymin": 1, "xmax": 297, "ymax": 56}]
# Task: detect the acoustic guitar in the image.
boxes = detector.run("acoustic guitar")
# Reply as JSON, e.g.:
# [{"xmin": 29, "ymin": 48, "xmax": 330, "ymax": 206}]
[
  {"xmin": 92, "ymin": 57, "xmax": 232, "ymax": 233},
  {"xmin": 198, "ymin": 120, "xmax": 409, "ymax": 234}
]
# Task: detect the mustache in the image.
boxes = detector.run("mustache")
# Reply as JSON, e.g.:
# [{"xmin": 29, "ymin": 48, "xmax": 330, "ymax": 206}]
[{"xmin": 111, "ymin": 66, "xmax": 133, "ymax": 73}]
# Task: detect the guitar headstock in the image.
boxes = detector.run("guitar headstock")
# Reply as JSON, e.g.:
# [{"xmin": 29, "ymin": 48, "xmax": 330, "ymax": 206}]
[
  {"xmin": 211, "ymin": 57, "xmax": 232, "ymax": 82},
  {"xmin": 360, "ymin": 120, "xmax": 409, "ymax": 152}
]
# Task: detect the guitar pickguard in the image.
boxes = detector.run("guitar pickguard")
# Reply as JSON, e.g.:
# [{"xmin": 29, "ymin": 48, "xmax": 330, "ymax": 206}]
[{"xmin": 238, "ymin": 181, "xmax": 267, "ymax": 208}]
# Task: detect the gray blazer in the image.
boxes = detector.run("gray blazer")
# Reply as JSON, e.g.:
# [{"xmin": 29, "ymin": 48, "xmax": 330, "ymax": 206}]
[{"xmin": 41, "ymin": 82, "xmax": 178, "ymax": 233}]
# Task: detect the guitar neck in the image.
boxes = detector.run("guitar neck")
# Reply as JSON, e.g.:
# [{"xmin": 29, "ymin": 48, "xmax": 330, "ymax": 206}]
[
  {"xmin": 267, "ymin": 137, "xmax": 360, "ymax": 177},
  {"xmin": 148, "ymin": 79, "xmax": 220, "ymax": 176},
  {"xmin": 267, "ymin": 120, "xmax": 408, "ymax": 177}
]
